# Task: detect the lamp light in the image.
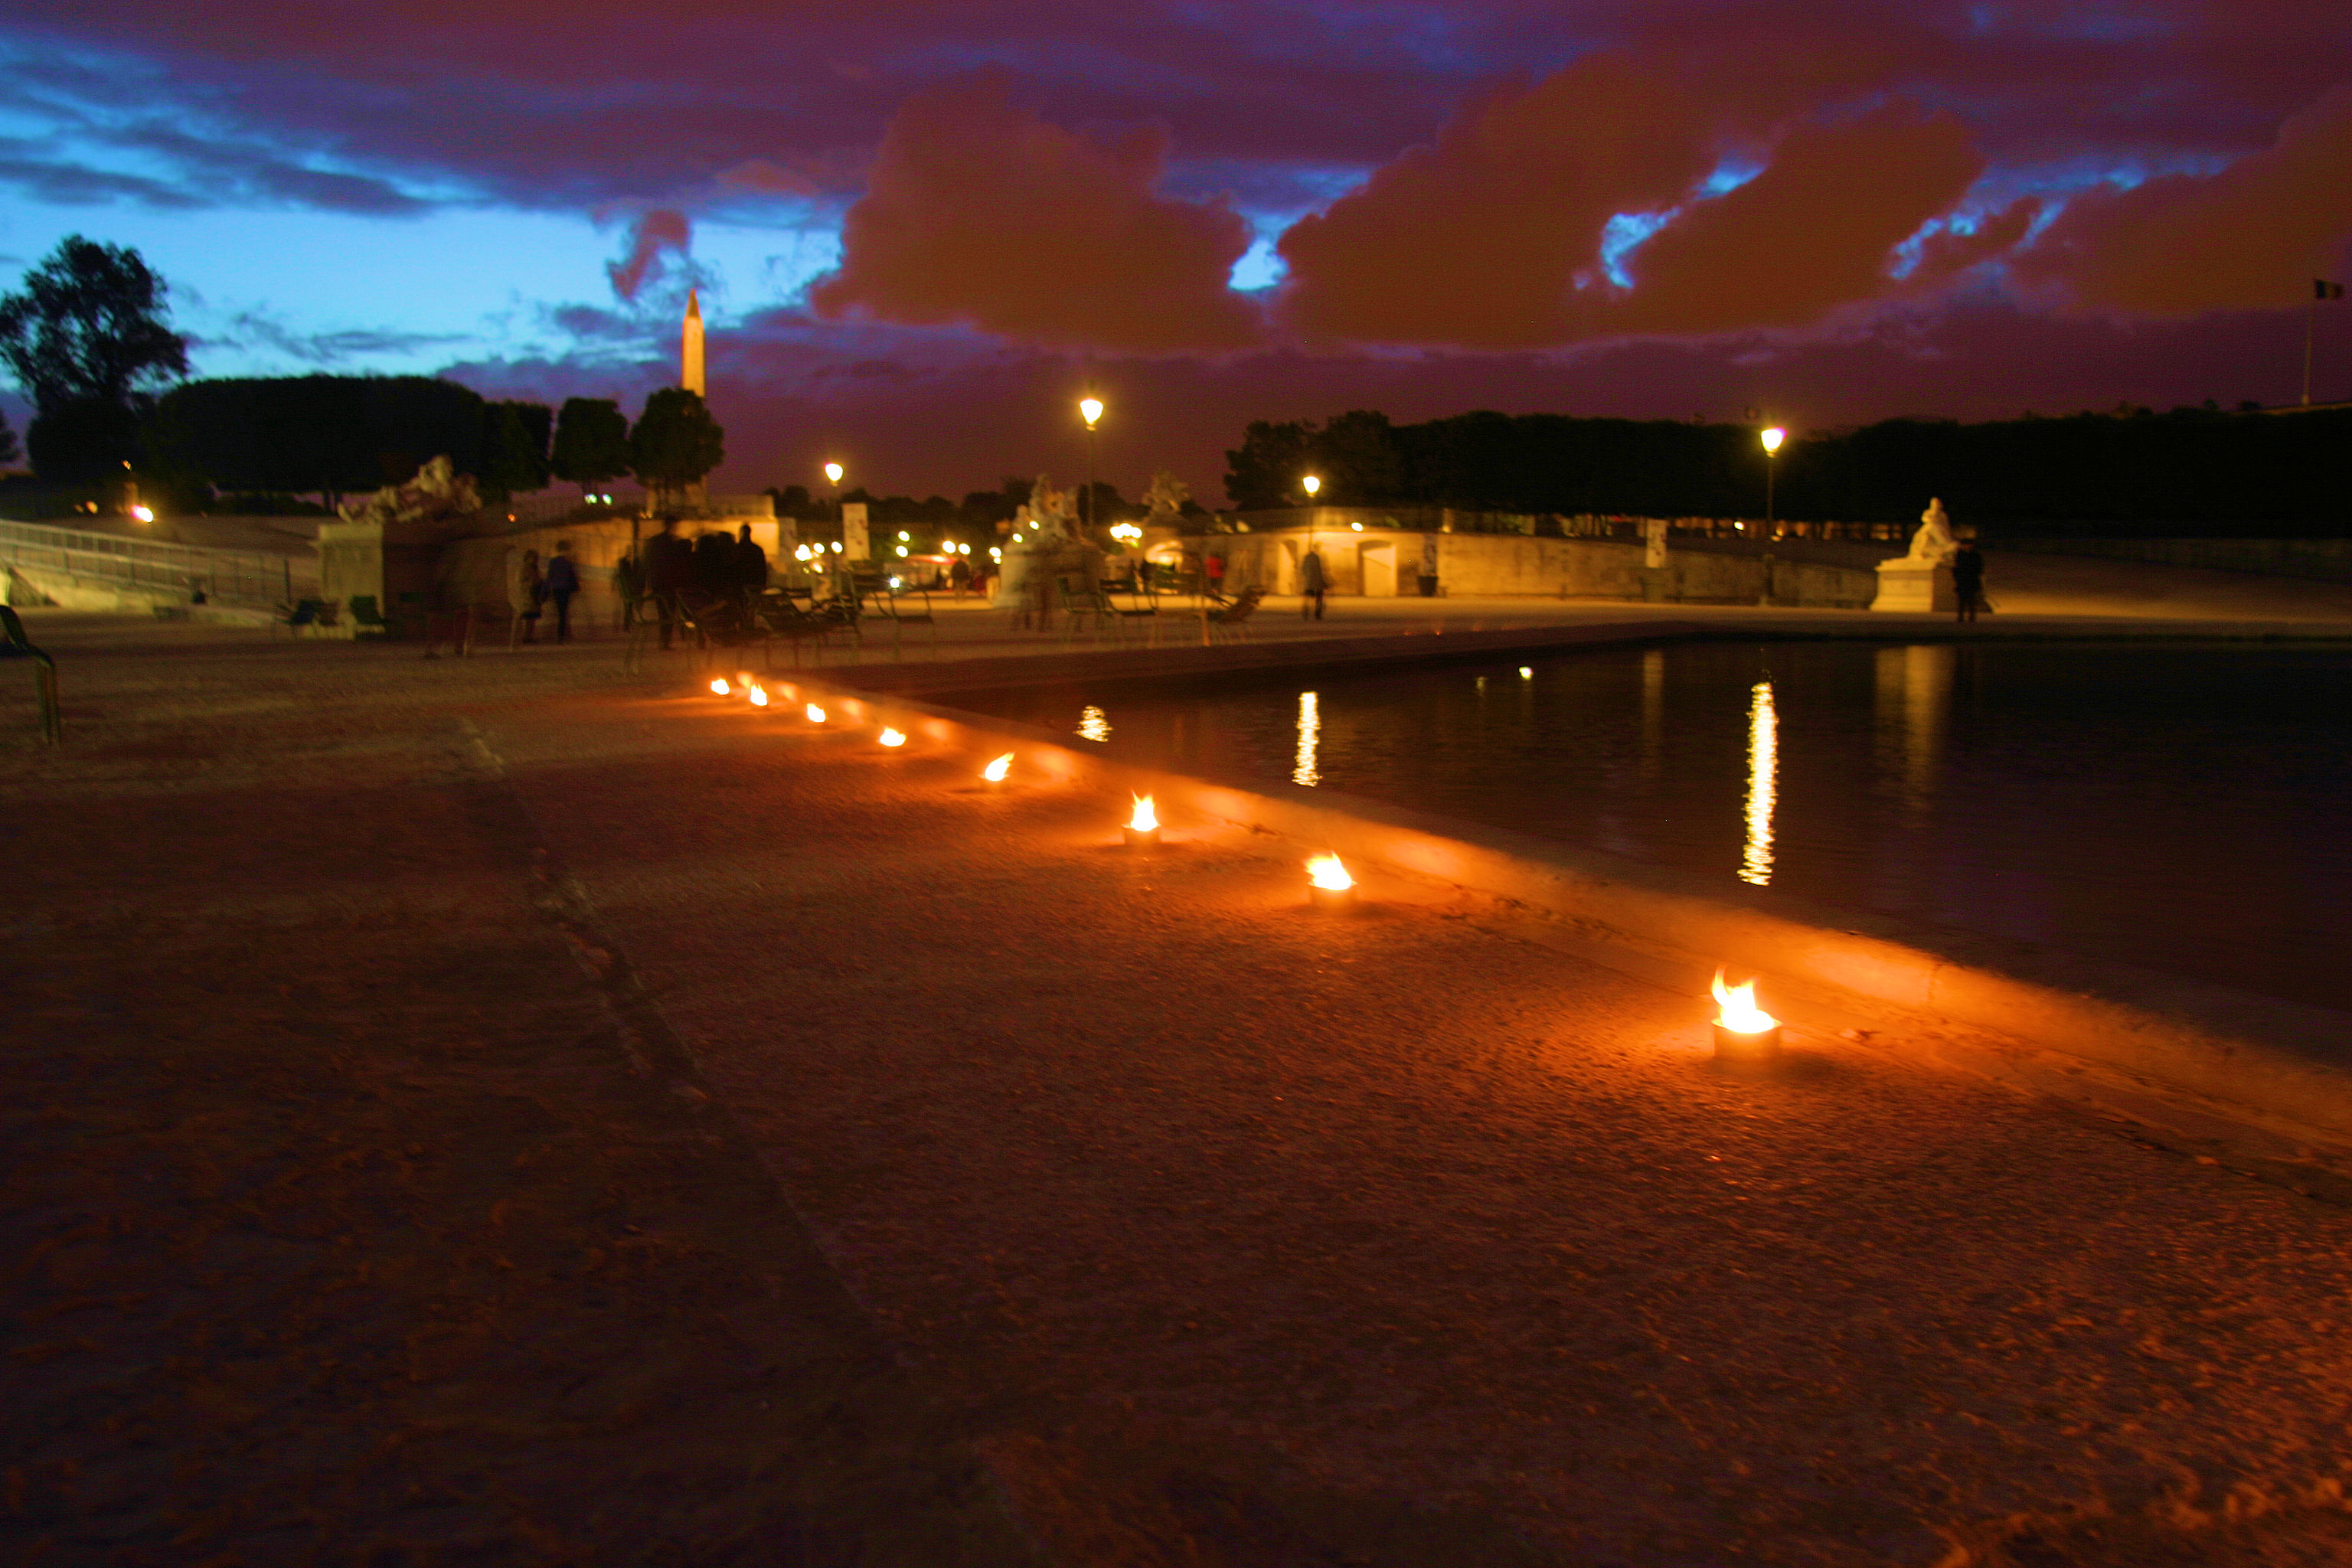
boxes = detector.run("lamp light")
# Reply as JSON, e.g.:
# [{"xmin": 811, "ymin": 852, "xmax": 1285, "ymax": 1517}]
[
  {"xmin": 825, "ymin": 462, "xmax": 844, "ymax": 484},
  {"xmin": 1302, "ymin": 475, "xmax": 1321, "ymax": 498},
  {"xmin": 1079, "ymin": 397, "xmax": 1104, "ymax": 429}
]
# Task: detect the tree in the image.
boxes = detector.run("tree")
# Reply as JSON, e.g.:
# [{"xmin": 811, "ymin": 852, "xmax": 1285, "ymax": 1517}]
[
  {"xmin": 0, "ymin": 237, "xmax": 188, "ymax": 482},
  {"xmin": 549, "ymin": 397, "xmax": 631, "ymax": 496},
  {"xmin": 1223, "ymin": 419, "xmax": 1315, "ymax": 509},
  {"xmin": 478, "ymin": 399, "xmax": 552, "ymax": 499},
  {"xmin": 27, "ymin": 398, "xmax": 142, "ymax": 484},
  {"xmin": 628, "ymin": 387, "xmax": 724, "ymax": 498},
  {"xmin": 0, "ymin": 407, "xmax": 18, "ymax": 469},
  {"xmin": 147, "ymin": 375, "xmax": 488, "ymax": 503}
]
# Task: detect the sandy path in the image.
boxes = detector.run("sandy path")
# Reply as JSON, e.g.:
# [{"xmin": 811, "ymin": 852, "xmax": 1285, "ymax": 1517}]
[{"xmin": 489, "ymin": 684, "xmax": 2352, "ymax": 1566}]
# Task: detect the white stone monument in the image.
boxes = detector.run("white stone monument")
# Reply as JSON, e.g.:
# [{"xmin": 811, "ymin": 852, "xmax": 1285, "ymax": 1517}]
[{"xmin": 1871, "ymin": 498, "xmax": 1959, "ymax": 612}]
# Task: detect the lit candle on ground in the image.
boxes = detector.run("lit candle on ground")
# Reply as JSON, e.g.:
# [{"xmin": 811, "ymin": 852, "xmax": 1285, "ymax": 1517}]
[
  {"xmin": 982, "ymin": 753, "xmax": 1013, "ymax": 783},
  {"xmin": 805, "ymin": 704, "xmax": 827, "ymax": 724},
  {"xmin": 1306, "ymin": 853, "xmax": 1355, "ymax": 910},
  {"xmin": 879, "ymin": 727, "xmax": 906, "ymax": 747},
  {"xmin": 747, "ymin": 685, "xmax": 769, "ymax": 707},
  {"xmin": 1123, "ymin": 794, "xmax": 1160, "ymax": 848},
  {"xmin": 1710, "ymin": 968, "xmax": 1782, "ymax": 1063},
  {"xmin": 710, "ymin": 678, "xmax": 730, "ymax": 695}
]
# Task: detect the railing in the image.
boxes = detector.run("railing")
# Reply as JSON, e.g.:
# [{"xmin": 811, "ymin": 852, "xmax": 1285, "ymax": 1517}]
[{"xmin": 0, "ymin": 518, "xmax": 318, "ymax": 607}]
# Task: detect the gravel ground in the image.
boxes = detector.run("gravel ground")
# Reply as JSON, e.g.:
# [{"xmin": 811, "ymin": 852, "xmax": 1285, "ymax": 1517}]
[{"xmin": 7, "ymin": 615, "xmax": 2352, "ymax": 1566}]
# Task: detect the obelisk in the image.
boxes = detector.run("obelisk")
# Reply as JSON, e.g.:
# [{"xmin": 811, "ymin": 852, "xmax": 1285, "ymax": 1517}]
[
  {"xmin": 678, "ymin": 289, "xmax": 708, "ymax": 511},
  {"xmin": 681, "ymin": 287, "xmax": 707, "ymax": 400}
]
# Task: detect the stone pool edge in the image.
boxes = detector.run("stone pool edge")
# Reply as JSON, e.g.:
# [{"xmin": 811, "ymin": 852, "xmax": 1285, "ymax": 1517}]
[{"xmin": 753, "ymin": 663, "xmax": 2352, "ymax": 1191}]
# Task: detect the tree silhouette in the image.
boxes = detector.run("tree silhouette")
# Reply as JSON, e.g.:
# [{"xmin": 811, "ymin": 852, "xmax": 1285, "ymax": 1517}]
[
  {"xmin": 628, "ymin": 388, "xmax": 724, "ymax": 498},
  {"xmin": 0, "ymin": 236, "xmax": 188, "ymax": 481},
  {"xmin": 550, "ymin": 397, "xmax": 632, "ymax": 496}
]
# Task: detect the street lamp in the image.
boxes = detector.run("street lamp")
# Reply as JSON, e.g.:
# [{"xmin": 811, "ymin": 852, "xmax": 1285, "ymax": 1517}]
[
  {"xmin": 1759, "ymin": 427, "xmax": 1785, "ymax": 530},
  {"xmin": 1079, "ymin": 397, "xmax": 1104, "ymax": 538},
  {"xmin": 1302, "ymin": 474, "xmax": 1321, "ymax": 499}
]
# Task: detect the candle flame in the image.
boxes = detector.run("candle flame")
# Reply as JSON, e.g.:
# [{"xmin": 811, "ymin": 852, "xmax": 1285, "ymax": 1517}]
[
  {"xmin": 1129, "ymin": 794, "xmax": 1157, "ymax": 832},
  {"xmin": 879, "ymin": 727, "xmax": 906, "ymax": 747},
  {"xmin": 710, "ymin": 678, "xmax": 730, "ymax": 695},
  {"xmin": 982, "ymin": 752, "xmax": 1013, "ymax": 782},
  {"xmin": 805, "ymin": 704, "xmax": 827, "ymax": 723},
  {"xmin": 1307, "ymin": 854, "xmax": 1353, "ymax": 891},
  {"xmin": 747, "ymin": 685, "xmax": 769, "ymax": 707},
  {"xmin": 1711, "ymin": 968, "xmax": 1778, "ymax": 1032}
]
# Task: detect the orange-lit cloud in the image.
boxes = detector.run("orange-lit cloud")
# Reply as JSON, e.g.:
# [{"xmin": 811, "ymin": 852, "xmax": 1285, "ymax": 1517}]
[
  {"xmin": 1606, "ymin": 105, "xmax": 1984, "ymax": 336},
  {"xmin": 1276, "ymin": 56, "xmax": 1720, "ymax": 348},
  {"xmin": 2018, "ymin": 85, "xmax": 2352, "ymax": 314},
  {"xmin": 605, "ymin": 208, "xmax": 691, "ymax": 301},
  {"xmin": 808, "ymin": 76, "xmax": 1261, "ymax": 353}
]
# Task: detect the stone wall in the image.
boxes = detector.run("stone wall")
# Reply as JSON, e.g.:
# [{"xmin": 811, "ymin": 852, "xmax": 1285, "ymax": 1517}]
[
  {"xmin": 1200, "ymin": 528, "xmax": 1875, "ymax": 608},
  {"xmin": 1998, "ymin": 537, "xmax": 2352, "ymax": 585}
]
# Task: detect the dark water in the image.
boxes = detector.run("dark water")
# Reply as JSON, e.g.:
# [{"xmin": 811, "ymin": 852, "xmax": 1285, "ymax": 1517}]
[{"xmin": 977, "ymin": 641, "xmax": 2352, "ymax": 1012}]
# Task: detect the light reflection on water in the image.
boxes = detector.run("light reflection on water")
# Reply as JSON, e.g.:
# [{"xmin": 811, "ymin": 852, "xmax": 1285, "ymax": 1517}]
[
  {"xmin": 984, "ymin": 642, "xmax": 2352, "ymax": 1011},
  {"xmin": 1740, "ymin": 680, "xmax": 1777, "ymax": 887},
  {"xmin": 1292, "ymin": 691, "xmax": 1321, "ymax": 786}
]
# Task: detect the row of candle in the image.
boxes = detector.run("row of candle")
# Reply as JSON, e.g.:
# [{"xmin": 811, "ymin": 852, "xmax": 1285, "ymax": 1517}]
[{"xmin": 704, "ymin": 674, "xmax": 1780, "ymax": 1062}]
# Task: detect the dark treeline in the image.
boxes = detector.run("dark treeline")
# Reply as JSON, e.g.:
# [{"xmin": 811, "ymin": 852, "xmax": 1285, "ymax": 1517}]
[
  {"xmin": 1225, "ymin": 407, "xmax": 2352, "ymax": 534},
  {"xmin": 149, "ymin": 377, "xmax": 546, "ymax": 504},
  {"xmin": 144, "ymin": 375, "xmax": 724, "ymax": 508}
]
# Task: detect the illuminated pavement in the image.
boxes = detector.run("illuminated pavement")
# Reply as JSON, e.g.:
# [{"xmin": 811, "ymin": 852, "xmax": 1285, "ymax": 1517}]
[{"xmin": 6, "ymin": 612, "xmax": 2352, "ymax": 1566}]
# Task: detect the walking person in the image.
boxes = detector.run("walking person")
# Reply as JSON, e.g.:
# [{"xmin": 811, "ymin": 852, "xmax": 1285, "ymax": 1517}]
[
  {"xmin": 949, "ymin": 553, "xmax": 971, "ymax": 601},
  {"xmin": 1204, "ymin": 550, "xmax": 1226, "ymax": 603},
  {"xmin": 517, "ymin": 548, "xmax": 546, "ymax": 644},
  {"xmin": 1952, "ymin": 539, "xmax": 1986, "ymax": 625},
  {"xmin": 613, "ymin": 548, "xmax": 643, "ymax": 630},
  {"xmin": 544, "ymin": 539, "xmax": 582, "ymax": 643},
  {"xmin": 642, "ymin": 515, "xmax": 693, "ymax": 650},
  {"xmin": 1299, "ymin": 543, "xmax": 1326, "ymax": 620}
]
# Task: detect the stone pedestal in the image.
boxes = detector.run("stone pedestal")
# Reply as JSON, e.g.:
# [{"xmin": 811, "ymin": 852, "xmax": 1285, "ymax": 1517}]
[{"xmin": 1872, "ymin": 559, "xmax": 1955, "ymax": 612}]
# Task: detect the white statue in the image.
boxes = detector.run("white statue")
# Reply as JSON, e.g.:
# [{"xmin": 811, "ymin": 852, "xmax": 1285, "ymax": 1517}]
[
  {"xmin": 1027, "ymin": 473, "xmax": 1076, "ymax": 538},
  {"xmin": 1906, "ymin": 498, "xmax": 1958, "ymax": 565},
  {"xmin": 1142, "ymin": 470, "xmax": 1190, "ymax": 521},
  {"xmin": 337, "ymin": 455, "xmax": 482, "ymax": 532}
]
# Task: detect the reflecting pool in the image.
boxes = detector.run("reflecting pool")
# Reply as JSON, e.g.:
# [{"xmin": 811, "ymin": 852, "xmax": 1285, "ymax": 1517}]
[{"xmin": 981, "ymin": 641, "xmax": 2352, "ymax": 1011}]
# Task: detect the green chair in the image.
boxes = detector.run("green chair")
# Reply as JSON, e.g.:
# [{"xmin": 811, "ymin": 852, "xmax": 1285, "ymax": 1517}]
[
  {"xmin": 347, "ymin": 595, "xmax": 392, "ymax": 637},
  {"xmin": 0, "ymin": 605, "xmax": 60, "ymax": 744}
]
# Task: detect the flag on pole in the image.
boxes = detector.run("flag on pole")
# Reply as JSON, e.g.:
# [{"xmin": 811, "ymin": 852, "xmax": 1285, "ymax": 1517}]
[{"xmin": 2321, "ymin": 279, "xmax": 2347, "ymax": 300}]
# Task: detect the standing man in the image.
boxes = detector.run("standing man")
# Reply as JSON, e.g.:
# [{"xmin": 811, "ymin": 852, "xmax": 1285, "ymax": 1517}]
[
  {"xmin": 732, "ymin": 524, "xmax": 769, "ymax": 598},
  {"xmin": 1299, "ymin": 543, "xmax": 1327, "ymax": 620},
  {"xmin": 543, "ymin": 539, "xmax": 582, "ymax": 643},
  {"xmin": 1951, "ymin": 537, "xmax": 1986, "ymax": 625},
  {"xmin": 612, "ymin": 547, "xmax": 643, "ymax": 631},
  {"xmin": 642, "ymin": 514, "xmax": 692, "ymax": 650}
]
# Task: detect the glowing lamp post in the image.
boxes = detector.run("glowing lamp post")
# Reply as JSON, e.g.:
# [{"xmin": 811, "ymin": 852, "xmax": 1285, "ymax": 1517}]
[
  {"xmin": 1759, "ymin": 426, "xmax": 1785, "ymax": 530},
  {"xmin": 1710, "ymin": 968, "xmax": 1782, "ymax": 1064},
  {"xmin": 1122, "ymin": 794, "xmax": 1159, "ymax": 849},
  {"xmin": 982, "ymin": 751, "xmax": 1013, "ymax": 784},
  {"xmin": 1306, "ymin": 853, "xmax": 1354, "ymax": 911},
  {"xmin": 1302, "ymin": 474, "xmax": 1321, "ymax": 499},
  {"xmin": 1079, "ymin": 397, "xmax": 1104, "ymax": 538}
]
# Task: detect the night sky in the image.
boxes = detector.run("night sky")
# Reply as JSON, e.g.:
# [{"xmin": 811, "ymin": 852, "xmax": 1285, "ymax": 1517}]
[{"xmin": 2, "ymin": 2, "xmax": 2347, "ymax": 498}]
